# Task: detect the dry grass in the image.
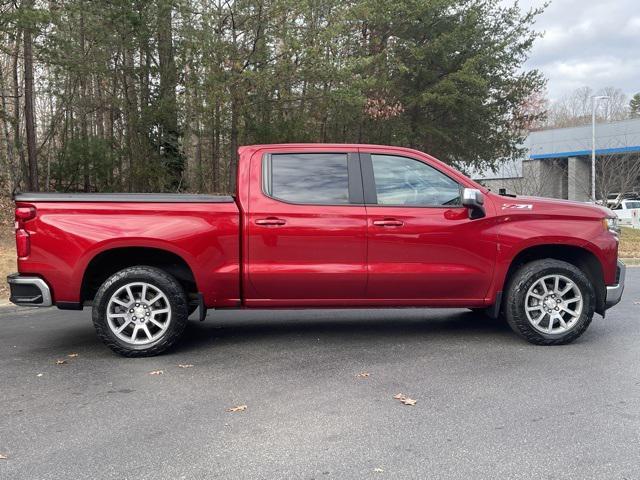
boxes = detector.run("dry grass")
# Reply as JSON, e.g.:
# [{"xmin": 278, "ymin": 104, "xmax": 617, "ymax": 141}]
[
  {"xmin": 0, "ymin": 196, "xmax": 15, "ymax": 302},
  {"xmin": 0, "ymin": 235, "xmax": 15, "ymax": 302},
  {"xmin": 619, "ymin": 227, "xmax": 640, "ymax": 260}
]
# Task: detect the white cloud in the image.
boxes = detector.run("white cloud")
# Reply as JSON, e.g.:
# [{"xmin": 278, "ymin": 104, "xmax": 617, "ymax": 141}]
[{"xmin": 512, "ymin": 0, "xmax": 640, "ymax": 99}]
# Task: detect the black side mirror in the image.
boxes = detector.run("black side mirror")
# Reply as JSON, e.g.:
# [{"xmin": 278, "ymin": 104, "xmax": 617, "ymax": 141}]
[{"xmin": 462, "ymin": 188, "xmax": 486, "ymax": 219}]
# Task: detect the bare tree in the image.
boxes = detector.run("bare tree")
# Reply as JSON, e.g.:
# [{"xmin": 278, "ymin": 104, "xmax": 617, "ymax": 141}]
[
  {"xmin": 595, "ymin": 154, "xmax": 640, "ymax": 206},
  {"xmin": 516, "ymin": 90, "xmax": 549, "ymax": 132},
  {"xmin": 547, "ymin": 86, "xmax": 629, "ymax": 128},
  {"xmin": 0, "ymin": 54, "xmax": 17, "ymax": 192},
  {"xmin": 492, "ymin": 158, "xmax": 566, "ymax": 197},
  {"xmin": 567, "ymin": 153, "xmax": 640, "ymax": 205},
  {"xmin": 600, "ymin": 87, "xmax": 630, "ymax": 122}
]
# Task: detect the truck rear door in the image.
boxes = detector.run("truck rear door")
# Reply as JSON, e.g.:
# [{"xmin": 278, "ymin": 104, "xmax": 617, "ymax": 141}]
[{"xmin": 244, "ymin": 148, "xmax": 368, "ymax": 306}]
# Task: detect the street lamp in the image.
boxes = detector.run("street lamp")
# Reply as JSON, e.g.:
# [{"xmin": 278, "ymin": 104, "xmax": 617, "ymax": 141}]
[{"xmin": 591, "ymin": 95, "xmax": 609, "ymax": 202}]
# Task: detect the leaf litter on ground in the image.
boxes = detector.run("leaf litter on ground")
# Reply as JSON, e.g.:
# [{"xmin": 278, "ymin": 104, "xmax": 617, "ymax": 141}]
[
  {"xmin": 226, "ymin": 405, "xmax": 247, "ymax": 413},
  {"xmin": 393, "ymin": 393, "xmax": 417, "ymax": 406}
]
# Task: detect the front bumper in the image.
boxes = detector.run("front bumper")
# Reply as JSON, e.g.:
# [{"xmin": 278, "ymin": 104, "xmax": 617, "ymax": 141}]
[
  {"xmin": 7, "ymin": 274, "xmax": 52, "ymax": 307},
  {"xmin": 605, "ymin": 260, "xmax": 626, "ymax": 309}
]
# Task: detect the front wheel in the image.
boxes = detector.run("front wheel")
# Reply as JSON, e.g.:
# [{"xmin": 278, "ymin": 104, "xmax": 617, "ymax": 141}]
[
  {"xmin": 505, "ymin": 259, "xmax": 595, "ymax": 345},
  {"xmin": 92, "ymin": 266, "xmax": 189, "ymax": 357}
]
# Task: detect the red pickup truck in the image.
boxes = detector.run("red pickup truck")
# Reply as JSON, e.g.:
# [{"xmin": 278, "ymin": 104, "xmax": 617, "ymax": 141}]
[{"xmin": 8, "ymin": 144, "xmax": 625, "ymax": 356}]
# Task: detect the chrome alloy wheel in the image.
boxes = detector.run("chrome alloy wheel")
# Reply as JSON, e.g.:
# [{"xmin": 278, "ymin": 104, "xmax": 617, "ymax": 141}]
[
  {"xmin": 524, "ymin": 274, "xmax": 583, "ymax": 334},
  {"xmin": 106, "ymin": 282, "xmax": 171, "ymax": 345}
]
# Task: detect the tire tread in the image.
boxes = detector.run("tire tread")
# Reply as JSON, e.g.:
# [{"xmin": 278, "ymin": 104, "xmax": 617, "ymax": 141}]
[
  {"xmin": 92, "ymin": 266, "xmax": 189, "ymax": 357},
  {"xmin": 504, "ymin": 259, "xmax": 595, "ymax": 346}
]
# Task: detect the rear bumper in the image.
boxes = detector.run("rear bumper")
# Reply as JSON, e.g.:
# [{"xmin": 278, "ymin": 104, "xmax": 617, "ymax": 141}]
[
  {"xmin": 605, "ymin": 261, "xmax": 626, "ymax": 309},
  {"xmin": 7, "ymin": 274, "xmax": 52, "ymax": 307}
]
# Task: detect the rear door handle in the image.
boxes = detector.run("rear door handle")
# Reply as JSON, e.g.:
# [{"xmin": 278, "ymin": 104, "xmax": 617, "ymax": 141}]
[
  {"xmin": 373, "ymin": 219, "xmax": 404, "ymax": 227},
  {"xmin": 255, "ymin": 217, "xmax": 286, "ymax": 226}
]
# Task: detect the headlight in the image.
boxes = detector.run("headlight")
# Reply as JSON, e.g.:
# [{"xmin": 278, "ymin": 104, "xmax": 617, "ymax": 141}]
[{"xmin": 605, "ymin": 217, "xmax": 620, "ymax": 234}]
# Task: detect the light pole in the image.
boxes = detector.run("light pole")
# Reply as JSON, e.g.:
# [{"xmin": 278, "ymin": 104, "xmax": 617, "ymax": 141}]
[{"xmin": 591, "ymin": 95, "xmax": 609, "ymax": 202}]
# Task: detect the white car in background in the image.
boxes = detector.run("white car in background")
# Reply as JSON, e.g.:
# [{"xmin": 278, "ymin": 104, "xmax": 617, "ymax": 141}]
[{"xmin": 612, "ymin": 199, "xmax": 640, "ymax": 227}]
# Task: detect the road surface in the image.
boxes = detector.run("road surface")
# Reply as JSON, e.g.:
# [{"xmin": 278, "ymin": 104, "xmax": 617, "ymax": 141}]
[{"xmin": 1, "ymin": 270, "xmax": 639, "ymax": 479}]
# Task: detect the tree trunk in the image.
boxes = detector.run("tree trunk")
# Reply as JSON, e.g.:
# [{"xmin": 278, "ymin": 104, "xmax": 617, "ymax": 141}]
[
  {"xmin": 123, "ymin": 46, "xmax": 138, "ymax": 192},
  {"xmin": 157, "ymin": 0, "xmax": 182, "ymax": 190},
  {"xmin": 0, "ymin": 62, "xmax": 17, "ymax": 191},
  {"xmin": 196, "ymin": 122, "xmax": 203, "ymax": 192},
  {"xmin": 109, "ymin": 61, "xmax": 117, "ymax": 189},
  {"xmin": 228, "ymin": 95, "xmax": 239, "ymax": 194},
  {"xmin": 23, "ymin": 0, "xmax": 39, "ymax": 191},
  {"xmin": 212, "ymin": 101, "xmax": 220, "ymax": 192},
  {"xmin": 80, "ymin": 5, "xmax": 90, "ymax": 191},
  {"xmin": 13, "ymin": 31, "xmax": 27, "ymax": 188}
]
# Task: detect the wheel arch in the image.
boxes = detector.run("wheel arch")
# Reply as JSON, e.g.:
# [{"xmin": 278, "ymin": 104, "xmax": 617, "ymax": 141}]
[
  {"xmin": 80, "ymin": 247, "xmax": 198, "ymax": 305},
  {"xmin": 502, "ymin": 244, "xmax": 606, "ymax": 315}
]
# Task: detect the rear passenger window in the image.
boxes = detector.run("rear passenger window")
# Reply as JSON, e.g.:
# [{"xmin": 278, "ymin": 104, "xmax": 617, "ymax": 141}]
[{"xmin": 264, "ymin": 153, "xmax": 350, "ymax": 204}]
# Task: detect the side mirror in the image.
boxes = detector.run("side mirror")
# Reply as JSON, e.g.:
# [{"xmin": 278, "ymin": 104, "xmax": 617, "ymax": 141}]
[{"xmin": 462, "ymin": 188, "xmax": 485, "ymax": 219}]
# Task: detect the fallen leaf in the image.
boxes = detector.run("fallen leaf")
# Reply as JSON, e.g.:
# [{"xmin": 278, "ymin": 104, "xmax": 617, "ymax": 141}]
[
  {"xmin": 373, "ymin": 467, "xmax": 384, "ymax": 473},
  {"xmin": 68, "ymin": 353, "xmax": 79, "ymax": 358},
  {"xmin": 634, "ymin": 301, "xmax": 640, "ymax": 305},
  {"xmin": 0, "ymin": 453, "xmax": 7, "ymax": 460},
  {"xmin": 226, "ymin": 405, "xmax": 247, "ymax": 413},
  {"xmin": 178, "ymin": 364, "xmax": 194, "ymax": 369},
  {"xmin": 356, "ymin": 372, "xmax": 370, "ymax": 378},
  {"xmin": 393, "ymin": 393, "xmax": 417, "ymax": 406},
  {"xmin": 36, "ymin": 373, "xmax": 43, "ymax": 377},
  {"xmin": 55, "ymin": 360, "xmax": 67, "ymax": 365},
  {"xmin": 149, "ymin": 370, "xmax": 164, "ymax": 375}
]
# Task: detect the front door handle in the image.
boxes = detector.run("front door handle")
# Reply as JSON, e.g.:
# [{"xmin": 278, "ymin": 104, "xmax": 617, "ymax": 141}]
[
  {"xmin": 255, "ymin": 217, "xmax": 286, "ymax": 226},
  {"xmin": 373, "ymin": 218, "xmax": 404, "ymax": 227}
]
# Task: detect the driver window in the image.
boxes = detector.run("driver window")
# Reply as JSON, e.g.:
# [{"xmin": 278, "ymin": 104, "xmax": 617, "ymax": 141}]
[{"xmin": 371, "ymin": 154, "xmax": 461, "ymax": 206}]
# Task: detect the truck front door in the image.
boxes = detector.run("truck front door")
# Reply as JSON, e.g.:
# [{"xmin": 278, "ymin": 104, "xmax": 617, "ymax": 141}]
[{"xmin": 361, "ymin": 151, "xmax": 496, "ymax": 304}]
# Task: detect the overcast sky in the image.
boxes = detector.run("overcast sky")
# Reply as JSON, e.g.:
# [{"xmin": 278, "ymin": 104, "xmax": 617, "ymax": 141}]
[{"xmin": 516, "ymin": 0, "xmax": 639, "ymax": 100}]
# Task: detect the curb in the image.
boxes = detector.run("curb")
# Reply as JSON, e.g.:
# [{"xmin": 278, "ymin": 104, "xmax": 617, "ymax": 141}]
[
  {"xmin": 621, "ymin": 258, "xmax": 640, "ymax": 266},
  {"xmin": 0, "ymin": 304, "xmax": 26, "ymax": 315}
]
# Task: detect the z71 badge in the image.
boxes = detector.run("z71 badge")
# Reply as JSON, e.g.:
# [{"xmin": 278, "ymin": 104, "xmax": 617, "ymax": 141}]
[{"xmin": 502, "ymin": 203, "xmax": 533, "ymax": 210}]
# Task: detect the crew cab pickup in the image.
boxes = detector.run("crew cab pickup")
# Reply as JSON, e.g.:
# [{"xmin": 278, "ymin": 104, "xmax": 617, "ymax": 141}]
[{"xmin": 8, "ymin": 144, "xmax": 625, "ymax": 356}]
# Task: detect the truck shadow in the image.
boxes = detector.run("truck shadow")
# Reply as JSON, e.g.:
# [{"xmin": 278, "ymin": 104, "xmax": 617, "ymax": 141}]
[{"xmin": 177, "ymin": 309, "xmax": 513, "ymax": 353}]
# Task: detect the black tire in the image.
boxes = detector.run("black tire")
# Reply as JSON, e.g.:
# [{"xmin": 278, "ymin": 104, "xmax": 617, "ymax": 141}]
[
  {"xmin": 504, "ymin": 259, "xmax": 595, "ymax": 345},
  {"xmin": 92, "ymin": 266, "xmax": 189, "ymax": 357}
]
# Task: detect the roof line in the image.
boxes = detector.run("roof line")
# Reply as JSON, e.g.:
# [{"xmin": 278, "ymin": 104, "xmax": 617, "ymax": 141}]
[{"xmin": 529, "ymin": 145, "xmax": 640, "ymax": 159}]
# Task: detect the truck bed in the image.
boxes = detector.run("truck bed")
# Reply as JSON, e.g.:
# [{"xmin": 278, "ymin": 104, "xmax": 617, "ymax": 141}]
[{"xmin": 14, "ymin": 193, "xmax": 241, "ymax": 308}]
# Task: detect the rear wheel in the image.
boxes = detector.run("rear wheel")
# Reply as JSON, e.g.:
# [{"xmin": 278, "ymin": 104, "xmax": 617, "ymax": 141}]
[
  {"xmin": 505, "ymin": 259, "xmax": 595, "ymax": 345},
  {"xmin": 92, "ymin": 266, "xmax": 189, "ymax": 357}
]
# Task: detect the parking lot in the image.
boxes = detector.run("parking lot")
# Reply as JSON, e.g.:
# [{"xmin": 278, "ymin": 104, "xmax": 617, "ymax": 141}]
[{"xmin": 1, "ymin": 269, "xmax": 639, "ymax": 479}]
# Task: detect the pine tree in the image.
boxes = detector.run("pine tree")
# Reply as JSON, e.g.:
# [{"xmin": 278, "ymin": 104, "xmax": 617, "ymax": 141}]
[{"xmin": 630, "ymin": 93, "xmax": 640, "ymax": 116}]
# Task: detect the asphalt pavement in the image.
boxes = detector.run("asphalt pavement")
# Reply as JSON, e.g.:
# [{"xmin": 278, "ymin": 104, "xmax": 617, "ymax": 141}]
[{"xmin": 1, "ymin": 270, "xmax": 640, "ymax": 479}]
